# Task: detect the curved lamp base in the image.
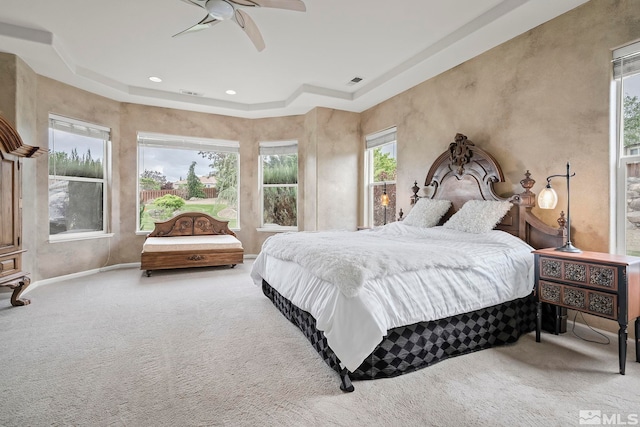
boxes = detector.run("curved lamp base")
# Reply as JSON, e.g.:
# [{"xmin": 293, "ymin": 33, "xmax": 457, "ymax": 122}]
[{"xmin": 555, "ymin": 242, "xmax": 582, "ymax": 253}]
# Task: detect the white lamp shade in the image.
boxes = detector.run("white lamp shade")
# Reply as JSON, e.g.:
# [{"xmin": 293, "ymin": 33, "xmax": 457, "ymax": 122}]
[{"xmin": 538, "ymin": 186, "xmax": 558, "ymax": 209}]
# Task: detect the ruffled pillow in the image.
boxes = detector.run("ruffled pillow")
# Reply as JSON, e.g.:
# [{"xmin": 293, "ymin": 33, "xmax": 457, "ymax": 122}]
[
  {"xmin": 443, "ymin": 200, "xmax": 512, "ymax": 233},
  {"xmin": 402, "ymin": 198, "xmax": 452, "ymax": 228}
]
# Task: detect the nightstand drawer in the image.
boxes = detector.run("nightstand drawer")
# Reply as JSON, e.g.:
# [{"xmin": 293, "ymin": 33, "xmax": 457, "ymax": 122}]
[
  {"xmin": 539, "ymin": 280, "xmax": 618, "ymax": 320},
  {"xmin": 539, "ymin": 256, "xmax": 617, "ymax": 291}
]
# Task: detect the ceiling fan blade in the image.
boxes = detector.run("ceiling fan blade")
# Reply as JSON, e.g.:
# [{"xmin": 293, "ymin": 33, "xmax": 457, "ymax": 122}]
[
  {"xmin": 178, "ymin": 0, "xmax": 208, "ymax": 10},
  {"xmin": 173, "ymin": 15, "xmax": 220, "ymax": 37},
  {"xmin": 234, "ymin": 9, "xmax": 265, "ymax": 51},
  {"xmin": 228, "ymin": 0, "xmax": 305, "ymax": 12}
]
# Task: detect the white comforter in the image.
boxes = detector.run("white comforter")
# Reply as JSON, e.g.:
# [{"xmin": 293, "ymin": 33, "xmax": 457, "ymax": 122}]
[{"xmin": 250, "ymin": 222, "xmax": 535, "ymax": 372}]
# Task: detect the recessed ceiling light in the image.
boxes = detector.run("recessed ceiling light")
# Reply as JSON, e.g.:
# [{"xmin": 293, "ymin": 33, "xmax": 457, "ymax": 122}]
[
  {"xmin": 149, "ymin": 76, "xmax": 162, "ymax": 83},
  {"xmin": 226, "ymin": 89, "xmax": 237, "ymax": 95}
]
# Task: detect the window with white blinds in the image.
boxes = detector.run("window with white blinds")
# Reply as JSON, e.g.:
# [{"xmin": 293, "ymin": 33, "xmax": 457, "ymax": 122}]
[
  {"xmin": 365, "ymin": 127, "xmax": 397, "ymax": 227},
  {"xmin": 259, "ymin": 141, "xmax": 298, "ymax": 230},
  {"xmin": 613, "ymin": 41, "xmax": 640, "ymax": 255},
  {"xmin": 48, "ymin": 114, "xmax": 110, "ymax": 240}
]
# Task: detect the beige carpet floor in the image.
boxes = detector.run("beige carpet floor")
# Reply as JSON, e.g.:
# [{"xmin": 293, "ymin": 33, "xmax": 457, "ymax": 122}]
[{"xmin": 1, "ymin": 262, "xmax": 639, "ymax": 427}]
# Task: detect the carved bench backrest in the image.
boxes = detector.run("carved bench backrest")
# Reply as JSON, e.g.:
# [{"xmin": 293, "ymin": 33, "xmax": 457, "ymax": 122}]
[{"xmin": 148, "ymin": 213, "xmax": 236, "ymax": 238}]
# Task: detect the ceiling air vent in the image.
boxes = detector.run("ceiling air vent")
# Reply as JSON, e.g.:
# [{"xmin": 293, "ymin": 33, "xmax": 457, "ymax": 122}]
[
  {"xmin": 347, "ymin": 76, "xmax": 364, "ymax": 86},
  {"xmin": 179, "ymin": 89, "xmax": 204, "ymax": 96}
]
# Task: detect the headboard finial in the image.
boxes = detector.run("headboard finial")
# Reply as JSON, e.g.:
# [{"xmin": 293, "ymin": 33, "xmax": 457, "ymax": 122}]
[
  {"xmin": 520, "ymin": 170, "xmax": 535, "ymax": 191},
  {"xmin": 448, "ymin": 133, "xmax": 474, "ymax": 175},
  {"xmin": 516, "ymin": 170, "xmax": 536, "ymax": 207},
  {"xmin": 411, "ymin": 180, "xmax": 420, "ymax": 205}
]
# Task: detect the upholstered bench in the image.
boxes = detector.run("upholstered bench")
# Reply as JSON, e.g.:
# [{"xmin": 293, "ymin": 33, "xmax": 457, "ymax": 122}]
[{"xmin": 141, "ymin": 212, "xmax": 243, "ymax": 277}]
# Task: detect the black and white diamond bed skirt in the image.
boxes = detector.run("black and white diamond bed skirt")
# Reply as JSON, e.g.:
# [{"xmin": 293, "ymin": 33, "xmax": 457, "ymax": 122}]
[{"xmin": 262, "ymin": 280, "xmax": 536, "ymax": 392}]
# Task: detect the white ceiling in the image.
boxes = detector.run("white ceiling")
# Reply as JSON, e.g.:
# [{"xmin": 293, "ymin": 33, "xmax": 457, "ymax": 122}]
[{"xmin": 0, "ymin": 0, "xmax": 588, "ymax": 119}]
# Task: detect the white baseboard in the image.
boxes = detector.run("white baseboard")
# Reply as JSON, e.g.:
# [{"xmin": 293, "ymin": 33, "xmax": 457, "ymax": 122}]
[
  {"xmin": 99, "ymin": 262, "xmax": 141, "ymax": 272},
  {"xmin": 24, "ymin": 262, "xmax": 141, "ymax": 295}
]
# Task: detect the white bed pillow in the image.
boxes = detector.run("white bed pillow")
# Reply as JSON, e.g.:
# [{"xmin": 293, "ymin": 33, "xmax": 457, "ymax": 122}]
[
  {"xmin": 402, "ymin": 198, "xmax": 452, "ymax": 228},
  {"xmin": 442, "ymin": 200, "xmax": 512, "ymax": 233}
]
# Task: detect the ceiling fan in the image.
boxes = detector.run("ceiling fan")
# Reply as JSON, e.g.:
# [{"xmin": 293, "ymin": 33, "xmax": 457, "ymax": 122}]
[{"xmin": 175, "ymin": 0, "xmax": 306, "ymax": 52}]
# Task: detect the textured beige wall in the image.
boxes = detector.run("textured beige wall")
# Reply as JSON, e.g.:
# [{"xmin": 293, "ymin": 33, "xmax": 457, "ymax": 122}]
[
  {"xmin": 237, "ymin": 113, "xmax": 306, "ymax": 254},
  {"xmin": 119, "ymin": 104, "xmax": 250, "ymax": 263},
  {"xmin": 362, "ymin": 0, "xmax": 640, "ymax": 254},
  {"xmin": 301, "ymin": 107, "xmax": 361, "ymax": 231},
  {"xmin": 302, "ymin": 108, "xmax": 319, "ymax": 230},
  {"xmin": 314, "ymin": 108, "xmax": 360, "ymax": 230},
  {"xmin": 33, "ymin": 77, "xmax": 121, "ymax": 280},
  {"xmin": 0, "ymin": 53, "xmax": 17, "ymax": 125}
]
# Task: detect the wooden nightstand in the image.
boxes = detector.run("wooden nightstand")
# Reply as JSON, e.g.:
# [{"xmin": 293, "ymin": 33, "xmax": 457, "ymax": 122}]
[{"xmin": 533, "ymin": 248, "xmax": 640, "ymax": 375}]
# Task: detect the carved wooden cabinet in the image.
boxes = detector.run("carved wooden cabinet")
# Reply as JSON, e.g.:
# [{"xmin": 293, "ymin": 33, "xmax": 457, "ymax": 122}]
[
  {"xmin": 0, "ymin": 115, "xmax": 45, "ymax": 306},
  {"xmin": 534, "ymin": 248, "xmax": 640, "ymax": 375}
]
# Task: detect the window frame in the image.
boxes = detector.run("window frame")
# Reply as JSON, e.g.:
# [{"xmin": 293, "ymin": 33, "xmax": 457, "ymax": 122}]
[
  {"xmin": 613, "ymin": 40, "xmax": 640, "ymax": 255},
  {"xmin": 258, "ymin": 140, "xmax": 298, "ymax": 232},
  {"xmin": 48, "ymin": 114, "xmax": 111, "ymax": 242},
  {"xmin": 136, "ymin": 132, "xmax": 241, "ymax": 234},
  {"xmin": 364, "ymin": 127, "xmax": 397, "ymax": 227}
]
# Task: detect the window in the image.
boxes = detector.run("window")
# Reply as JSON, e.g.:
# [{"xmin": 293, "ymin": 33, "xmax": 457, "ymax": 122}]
[
  {"xmin": 613, "ymin": 41, "xmax": 640, "ymax": 255},
  {"xmin": 137, "ymin": 133, "xmax": 240, "ymax": 232},
  {"xmin": 365, "ymin": 127, "xmax": 397, "ymax": 227},
  {"xmin": 48, "ymin": 115, "xmax": 110, "ymax": 239},
  {"xmin": 259, "ymin": 141, "xmax": 298, "ymax": 230}
]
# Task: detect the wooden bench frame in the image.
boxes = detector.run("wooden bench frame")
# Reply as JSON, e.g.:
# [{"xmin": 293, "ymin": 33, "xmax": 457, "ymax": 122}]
[{"xmin": 141, "ymin": 212, "xmax": 243, "ymax": 277}]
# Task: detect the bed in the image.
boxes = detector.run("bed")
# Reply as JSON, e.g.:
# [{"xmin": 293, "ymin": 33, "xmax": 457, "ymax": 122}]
[{"xmin": 251, "ymin": 133, "xmax": 565, "ymax": 392}]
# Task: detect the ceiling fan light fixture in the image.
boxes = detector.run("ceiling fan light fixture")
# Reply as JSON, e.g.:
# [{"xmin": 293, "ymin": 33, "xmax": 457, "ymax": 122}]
[
  {"xmin": 176, "ymin": 0, "xmax": 306, "ymax": 51},
  {"xmin": 205, "ymin": 0, "xmax": 235, "ymax": 20}
]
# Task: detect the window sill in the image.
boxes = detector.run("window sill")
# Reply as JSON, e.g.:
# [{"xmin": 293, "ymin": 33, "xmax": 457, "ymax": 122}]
[
  {"xmin": 257, "ymin": 227, "xmax": 297, "ymax": 233},
  {"xmin": 49, "ymin": 232, "xmax": 114, "ymax": 243}
]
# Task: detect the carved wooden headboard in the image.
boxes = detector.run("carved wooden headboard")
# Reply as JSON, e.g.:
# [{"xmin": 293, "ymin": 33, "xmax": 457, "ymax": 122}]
[{"xmin": 420, "ymin": 133, "xmax": 565, "ymax": 250}]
